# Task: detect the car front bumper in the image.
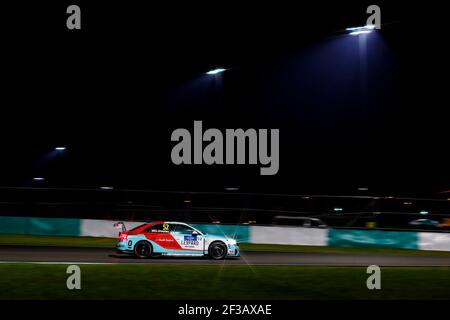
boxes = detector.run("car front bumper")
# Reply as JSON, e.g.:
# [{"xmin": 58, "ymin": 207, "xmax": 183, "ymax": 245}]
[{"xmin": 227, "ymin": 243, "xmax": 240, "ymax": 257}]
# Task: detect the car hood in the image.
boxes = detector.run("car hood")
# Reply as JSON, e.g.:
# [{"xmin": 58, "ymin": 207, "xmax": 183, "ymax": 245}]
[{"xmin": 205, "ymin": 233, "xmax": 235, "ymax": 242}]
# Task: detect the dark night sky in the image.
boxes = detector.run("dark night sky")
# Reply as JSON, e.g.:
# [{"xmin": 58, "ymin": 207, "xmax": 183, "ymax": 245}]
[{"xmin": 1, "ymin": 1, "xmax": 447, "ymax": 197}]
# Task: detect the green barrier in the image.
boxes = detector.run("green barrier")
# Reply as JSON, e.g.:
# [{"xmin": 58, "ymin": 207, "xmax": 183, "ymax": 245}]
[
  {"xmin": 328, "ymin": 228, "xmax": 419, "ymax": 249},
  {"xmin": 192, "ymin": 224, "xmax": 250, "ymax": 243},
  {"xmin": 0, "ymin": 216, "xmax": 81, "ymax": 236}
]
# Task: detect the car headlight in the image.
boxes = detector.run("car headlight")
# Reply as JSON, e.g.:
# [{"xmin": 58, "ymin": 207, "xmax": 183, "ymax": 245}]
[{"xmin": 228, "ymin": 239, "xmax": 237, "ymax": 245}]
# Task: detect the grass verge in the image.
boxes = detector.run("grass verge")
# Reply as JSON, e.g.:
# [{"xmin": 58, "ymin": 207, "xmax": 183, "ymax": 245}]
[{"xmin": 0, "ymin": 264, "xmax": 449, "ymax": 299}]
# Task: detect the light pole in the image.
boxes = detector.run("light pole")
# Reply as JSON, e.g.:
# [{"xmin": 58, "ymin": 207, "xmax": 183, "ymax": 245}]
[
  {"xmin": 346, "ymin": 25, "xmax": 377, "ymax": 191},
  {"xmin": 206, "ymin": 67, "xmax": 227, "ymax": 113}
]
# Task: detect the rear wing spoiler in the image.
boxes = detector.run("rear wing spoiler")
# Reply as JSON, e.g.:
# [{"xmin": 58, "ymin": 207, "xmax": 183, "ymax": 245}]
[{"xmin": 113, "ymin": 221, "xmax": 126, "ymax": 232}]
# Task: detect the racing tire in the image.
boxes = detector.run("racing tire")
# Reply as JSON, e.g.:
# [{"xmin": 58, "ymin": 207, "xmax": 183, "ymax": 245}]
[
  {"xmin": 134, "ymin": 241, "xmax": 153, "ymax": 258},
  {"xmin": 208, "ymin": 241, "xmax": 227, "ymax": 260}
]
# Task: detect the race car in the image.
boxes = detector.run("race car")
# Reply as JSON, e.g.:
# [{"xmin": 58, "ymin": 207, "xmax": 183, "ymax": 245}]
[{"xmin": 115, "ymin": 221, "xmax": 240, "ymax": 259}]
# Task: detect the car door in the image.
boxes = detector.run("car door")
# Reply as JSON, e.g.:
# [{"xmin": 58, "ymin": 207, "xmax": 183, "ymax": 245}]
[
  {"xmin": 142, "ymin": 223, "xmax": 180, "ymax": 252},
  {"xmin": 171, "ymin": 224, "xmax": 204, "ymax": 254}
]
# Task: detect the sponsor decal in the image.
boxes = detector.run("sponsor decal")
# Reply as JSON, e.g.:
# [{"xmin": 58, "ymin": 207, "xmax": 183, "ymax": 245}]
[
  {"xmin": 183, "ymin": 234, "xmax": 199, "ymax": 246},
  {"xmin": 151, "ymin": 229, "xmax": 169, "ymax": 233}
]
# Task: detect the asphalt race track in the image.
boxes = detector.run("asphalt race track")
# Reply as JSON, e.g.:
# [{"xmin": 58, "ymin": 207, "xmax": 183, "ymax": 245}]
[{"xmin": 1, "ymin": 245, "xmax": 450, "ymax": 266}]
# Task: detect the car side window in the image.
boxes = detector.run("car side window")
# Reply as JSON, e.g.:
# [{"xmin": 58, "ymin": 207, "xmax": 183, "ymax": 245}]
[{"xmin": 173, "ymin": 224, "xmax": 196, "ymax": 234}]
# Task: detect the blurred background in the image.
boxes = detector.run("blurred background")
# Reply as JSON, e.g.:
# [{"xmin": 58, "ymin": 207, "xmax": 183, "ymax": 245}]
[{"xmin": 0, "ymin": 1, "xmax": 448, "ymax": 234}]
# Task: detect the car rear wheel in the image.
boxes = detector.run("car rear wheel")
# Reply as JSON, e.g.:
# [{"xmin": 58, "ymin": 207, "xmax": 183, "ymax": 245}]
[
  {"xmin": 134, "ymin": 241, "xmax": 152, "ymax": 258},
  {"xmin": 208, "ymin": 241, "xmax": 227, "ymax": 260}
]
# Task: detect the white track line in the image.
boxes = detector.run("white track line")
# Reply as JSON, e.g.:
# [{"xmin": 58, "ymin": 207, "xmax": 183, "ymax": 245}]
[{"xmin": 1, "ymin": 261, "xmax": 450, "ymax": 267}]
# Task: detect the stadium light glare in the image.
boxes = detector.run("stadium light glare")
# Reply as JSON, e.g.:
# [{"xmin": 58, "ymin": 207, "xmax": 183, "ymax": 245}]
[
  {"xmin": 100, "ymin": 186, "xmax": 114, "ymax": 190},
  {"xmin": 206, "ymin": 68, "xmax": 226, "ymax": 75},
  {"xmin": 55, "ymin": 147, "xmax": 66, "ymax": 151},
  {"xmin": 420, "ymin": 210, "xmax": 429, "ymax": 215},
  {"xmin": 33, "ymin": 177, "xmax": 45, "ymax": 181},
  {"xmin": 346, "ymin": 24, "xmax": 376, "ymax": 36}
]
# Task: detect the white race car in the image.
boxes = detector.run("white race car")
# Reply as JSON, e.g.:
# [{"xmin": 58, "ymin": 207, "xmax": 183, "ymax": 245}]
[{"xmin": 115, "ymin": 221, "xmax": 240, "ymax": 260}]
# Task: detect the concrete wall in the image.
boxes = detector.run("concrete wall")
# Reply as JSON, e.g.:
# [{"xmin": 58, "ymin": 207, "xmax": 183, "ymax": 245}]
[
  {"xmin": 250, "ymin": 225, "xmax": 327, "ymax": 246},
  {"xmin": 418, "ymin": 232, "xmax": 450, "ymax": 251},
  {"xmin": 80, "ymin": 219, "xmax": 144, "ymax": 238}
]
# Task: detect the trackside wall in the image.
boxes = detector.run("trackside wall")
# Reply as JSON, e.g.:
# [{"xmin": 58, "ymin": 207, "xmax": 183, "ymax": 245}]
[{"xmin": 0, "ymin": 216, "xmax": 449, "ymax": 251}]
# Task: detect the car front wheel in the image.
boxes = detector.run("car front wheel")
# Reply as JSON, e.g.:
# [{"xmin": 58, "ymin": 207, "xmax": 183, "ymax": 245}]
[{"xmin": 208, "ymin": 241, "xmax": 227, "ymax": 260}]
